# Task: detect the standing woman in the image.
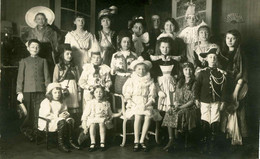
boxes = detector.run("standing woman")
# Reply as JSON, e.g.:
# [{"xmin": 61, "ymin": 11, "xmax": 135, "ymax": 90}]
[
  {"xmin": 220, "ymin": 29, "xmax": 248, "ymax": 146},
  {"xmin": 96, "ymin": 9, "xmax": 117, "ymax": 66},
  {"xmin": 23, "ymin": 6, "xmax": 59, "ymax": 80},
  {"xmin": 65, "ymin": 15, "xmax": 96, "ymax": 73}
]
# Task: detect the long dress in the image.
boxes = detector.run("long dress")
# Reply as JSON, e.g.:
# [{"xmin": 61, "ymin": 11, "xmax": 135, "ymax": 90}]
[
  {"xmin": 152, "ymin": 58, "xmax": 180, "ymax": 112},
  {"xmin": 96, "ymin": 30, "xmax": 117, "ymax": 66},
  {"xmin": 162, "ymin": 82, "xmax": 198, "ymax": 132},
  {"xmin": 65, "ymin": 30, "xmax": 96, "ymax": 72},
  {"xmin": 219, "ymin": 47, "xmax": 248, "ymax": 144},
  {"xmin": 22, "ymin": 25, "xmax": 58, "ymax": 80}
]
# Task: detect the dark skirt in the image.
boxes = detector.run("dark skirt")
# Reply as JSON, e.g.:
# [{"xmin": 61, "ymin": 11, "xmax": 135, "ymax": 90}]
[{"xmin": 162, "ymin": 106, "xmax": 198, "ymax": 132}]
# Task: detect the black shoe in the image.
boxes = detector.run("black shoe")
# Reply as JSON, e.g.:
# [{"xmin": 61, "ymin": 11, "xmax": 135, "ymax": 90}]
[
  {"xmin": 69, "ymin": 140, "xmax": 81, "ymax": 150},
  {"xmin": 133, "ymin": 143, "xmax": 139, "ymax": 152},
  {"xmin": 100, "ymin": 143, "xmax": 106, "ymax": 151},
  {"xmin": 140, "ymin": 143, "xmax": 148, "ymax": 152},
  {"xmin": 88, "ymin": 144, "xmax": 96, "ymax": 152}
]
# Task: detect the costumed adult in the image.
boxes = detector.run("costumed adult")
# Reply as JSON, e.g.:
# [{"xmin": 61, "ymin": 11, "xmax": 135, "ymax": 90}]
[
  {"xmin": 178, "ymin": 1, "xmax": 206, "ymax": 65},
  {"xmin": 96, "ymin": 9, "xmax": 117, "ymax": 66},
  {"xmin": 219, "ymin": 29, "xmax": 248, "ymax": 146},
  {"xmin": 22, "ymin": 6, "xmax": 58, "ymax": 80},
  {"xmin": 65, "ymin": 15, "xmax": 97, "ymax": 73}
]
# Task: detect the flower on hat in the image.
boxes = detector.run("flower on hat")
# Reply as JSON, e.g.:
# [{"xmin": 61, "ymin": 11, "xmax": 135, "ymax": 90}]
[{"xmin": 130, "ymin": 56, "xmax": 152, "ymax": 70}]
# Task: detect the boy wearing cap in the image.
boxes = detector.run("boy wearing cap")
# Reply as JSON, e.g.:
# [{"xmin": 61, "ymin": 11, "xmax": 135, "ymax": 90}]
[
  {"xmin": 16, "ymin": 39, "xmax": 51, "ymax": 141},
  {"xmin": 194, "ymin": 48, "xmax": 226, "ymax": 154}
]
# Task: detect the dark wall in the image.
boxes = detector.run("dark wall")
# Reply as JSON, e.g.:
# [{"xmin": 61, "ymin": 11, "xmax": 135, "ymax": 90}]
[{"xmin": 212, "ymin": 0, "xmax": 260, "ymax": 136}]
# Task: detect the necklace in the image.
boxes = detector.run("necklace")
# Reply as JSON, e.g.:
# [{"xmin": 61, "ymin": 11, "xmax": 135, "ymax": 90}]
[{"xmin": 209, "ymin": 70, "xmax": 226, "ymax": 101}]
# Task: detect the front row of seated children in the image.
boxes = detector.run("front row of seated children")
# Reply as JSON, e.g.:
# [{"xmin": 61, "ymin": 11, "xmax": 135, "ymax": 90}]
[{"xmin": 18, "ymin": 38, "xmax": 226, "ymax": 153}]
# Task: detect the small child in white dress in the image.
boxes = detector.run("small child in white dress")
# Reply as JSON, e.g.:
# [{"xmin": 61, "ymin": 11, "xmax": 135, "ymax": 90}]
[{"xmin": 81, "ymin": 85, "xmax": 121, "ymax": 152}]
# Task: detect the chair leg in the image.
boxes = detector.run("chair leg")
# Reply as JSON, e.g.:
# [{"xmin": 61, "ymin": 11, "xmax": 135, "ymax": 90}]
[
  {"xmin": 120, "ymin": 119, "xmax": 127, "ymax": 147},
  {"xmin": 155, "ymin": 121, "xmax": 160, "ymax": 144},
  {"xmin": 46, "ymin": 131, "xmax": 49, "ymax": 150}
]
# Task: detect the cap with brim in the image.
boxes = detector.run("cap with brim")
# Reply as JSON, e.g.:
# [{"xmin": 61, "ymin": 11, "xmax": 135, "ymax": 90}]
[
  {"xmin": 130, "ymin": 56, "xmax": 152, "ymax": 70},
  {"xmin": 46, "ymin": 83, "xmax": 62, "ymax": 95},
  {"xmin": 25, "ymin": 6, "xmax": 55, "ymax": 28},
  {"xmin": 200, "ymin": 48, "xmax": 218, "ymax": 58}
]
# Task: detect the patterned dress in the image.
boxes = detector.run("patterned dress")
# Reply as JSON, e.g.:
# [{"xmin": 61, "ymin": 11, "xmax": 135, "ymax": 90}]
[
  {"xmin": 162, "ymin": 82, "xmax": 198, "ymax": 132},
  {"xmin": 81, "ymin": 99, "xmax": 112, "ymax": 128}
]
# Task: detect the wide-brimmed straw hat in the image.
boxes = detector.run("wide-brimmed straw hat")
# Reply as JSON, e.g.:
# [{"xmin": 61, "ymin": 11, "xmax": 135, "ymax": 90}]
[
  {"xmin": 46, "ymin": 83, "xmax": 62, "ymax": 95},
  {"xmin": 25, "ymin": 6, "xmax": 55, "ymax": 28},
  {"xmin": 130, "ymin": 56, "xmax": 152, "ymax": 70}
]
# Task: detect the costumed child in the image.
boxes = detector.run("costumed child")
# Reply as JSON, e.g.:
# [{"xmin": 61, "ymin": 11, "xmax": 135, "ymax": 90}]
[
  {"xmin": 178, "ymin": 1, "xmax": 207, "ymax": 65},
  {"xmin": 22, "ymin": 6, "xmax": 59, "ymax": 80},
  {"xmin": 110, "ymin": 30, "xmax": 137, "ymax": 94},
  {"xmin": 130, "ymin": 16, "xmax": 150, "ymax": 57},
  {"xmin": 17, "ymin": 39, "xmax": 50, "ymax": 141},
  {"xmin": 65, "ymin": 15, "xmax": 97, "ymax": 73},
  {"xmin": 81, "ymin": 85, "xmax": 121, "ymax": 152},
  {"xmin": 152, "ymin": 37, "xmax": 180, "ymax": 112},
  {"xmin": 96, "ymin": 9, "xmax": 117, "ymax": 66},
  {"xmin": 194, "ymin": 48, "xmax": 226, "ymax": 154},
  {"xmin": 155, "ymin": 18, "xmax": 186, "ymax": 62},
  {"xmin": 219, "ymin": 30, "xmax": 248, "ymax": 147},
  {"xmin": 194, "ymin": 25, "xmax": 220, "ymax": 74},
  {"xmin": 78, "ymin": 50, "xmax": 112, "ymax": 111},
  {"xmin": 122, "ymin": 57, "xmax": 161, "ymax": 152},
  {"xmin": 162, "ymin": 62, "xmax": 198, "ymax": 151},
  {"xmin": 53, "ymin": 44, "xmax": 81, "ymax": 131},
  {"xmin": 38, "ymin": 83, "xmax": 79, "ymax": 152}
]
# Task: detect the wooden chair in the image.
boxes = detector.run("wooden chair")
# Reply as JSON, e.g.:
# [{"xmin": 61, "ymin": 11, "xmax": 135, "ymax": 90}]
[
  {"xmin": 111, "ymin": 93, "xmax": 160, "ymax": 147},
  {"xmin": 35, "ymin": 116, "xmax": 52, "ymax": 150}
]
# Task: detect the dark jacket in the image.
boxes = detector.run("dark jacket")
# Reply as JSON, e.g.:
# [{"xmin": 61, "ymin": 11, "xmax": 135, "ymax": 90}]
[
  {"xmin": 16, "ymin": 56, "xmax": 50, "ymax": 93},
  {"xmin": 194, "ymin": 67, "xmax": 226, "ymax": 103}
]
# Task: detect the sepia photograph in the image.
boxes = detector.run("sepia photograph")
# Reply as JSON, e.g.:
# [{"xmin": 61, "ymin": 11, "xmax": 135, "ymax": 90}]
[{"xmin": 0, "ymin": 0, "xmax": 259, "ymax": 158}]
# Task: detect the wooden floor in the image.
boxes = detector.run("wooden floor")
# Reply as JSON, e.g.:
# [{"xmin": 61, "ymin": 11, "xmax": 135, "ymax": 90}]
[{"xmin": 0, "ymin": 117, "xmax": 258, "ymax": 159}]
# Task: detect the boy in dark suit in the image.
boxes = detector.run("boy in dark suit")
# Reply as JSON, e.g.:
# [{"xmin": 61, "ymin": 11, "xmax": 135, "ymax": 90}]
[{"xmin": 17, "ymin": 39, "xmax": 51, "ymax": 141}]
